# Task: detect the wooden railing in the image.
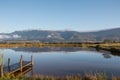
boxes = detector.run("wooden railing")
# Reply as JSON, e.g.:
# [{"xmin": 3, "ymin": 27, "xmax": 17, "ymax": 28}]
[{"xmin": 0, "ymin": 55, "xmax": 34, "ymax": 77}]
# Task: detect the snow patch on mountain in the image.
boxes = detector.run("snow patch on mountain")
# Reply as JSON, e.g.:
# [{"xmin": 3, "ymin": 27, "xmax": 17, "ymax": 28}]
[{"xmin": 47, "ymin": 35, "xmax": 52, "ymax": 38}]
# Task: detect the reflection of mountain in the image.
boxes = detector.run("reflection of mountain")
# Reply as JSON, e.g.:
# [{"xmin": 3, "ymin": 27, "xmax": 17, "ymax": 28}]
[
  {"xmin": 11, "ymin": 47, "xmax": 120, "ymax": 57},
  {"xmin": 11, "ymin": 47, "xmax": 93, "ymax": 53}
]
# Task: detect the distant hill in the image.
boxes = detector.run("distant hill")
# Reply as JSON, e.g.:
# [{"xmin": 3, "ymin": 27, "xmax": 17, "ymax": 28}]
[{"xmin": 0, "ymin": 28, "xmax": 120, "ymax": 42}]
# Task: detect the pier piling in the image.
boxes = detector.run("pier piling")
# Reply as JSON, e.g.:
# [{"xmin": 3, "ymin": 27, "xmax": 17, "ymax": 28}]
[
  {"xmin": 20, "ymin": 55, "xmax": 23, "ymax": 72},
  {"xmin": 0, "ymin": 65, "xmax": 3, "ymax": 77}
]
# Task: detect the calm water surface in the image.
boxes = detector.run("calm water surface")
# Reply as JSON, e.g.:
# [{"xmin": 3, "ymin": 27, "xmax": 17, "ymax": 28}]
[{"xmin": 1, "ymin": 47, "xmax": 120, "ymax": 76}]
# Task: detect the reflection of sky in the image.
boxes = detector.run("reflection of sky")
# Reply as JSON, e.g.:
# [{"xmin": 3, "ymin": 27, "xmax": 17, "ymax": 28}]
[{"xmin": 2, "ymin": 48, "xmax": 120, "ymax": 76}]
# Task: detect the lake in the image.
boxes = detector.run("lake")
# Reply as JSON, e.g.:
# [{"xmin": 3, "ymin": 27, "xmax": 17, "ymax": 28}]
[{"xmin": 1, "ymin": 47, "xmax": 120, "ymax": 76}]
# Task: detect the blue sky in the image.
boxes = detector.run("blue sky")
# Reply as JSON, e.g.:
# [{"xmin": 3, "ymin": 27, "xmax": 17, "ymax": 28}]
[{"xmin": 0, "ymin": 0, "xmax": 120, "ymax": 33}]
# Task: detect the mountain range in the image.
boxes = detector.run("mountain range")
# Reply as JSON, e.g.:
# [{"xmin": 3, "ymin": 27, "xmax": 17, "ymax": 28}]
[{"xmin": 0, "ymin": 28, "xmax": 120, "ymax": 42}]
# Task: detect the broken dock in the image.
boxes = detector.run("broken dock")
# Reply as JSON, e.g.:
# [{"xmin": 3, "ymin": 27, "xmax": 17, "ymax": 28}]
[{"xmin": 0, "ymin": 55, "xmax": 34, "ymax": 77}]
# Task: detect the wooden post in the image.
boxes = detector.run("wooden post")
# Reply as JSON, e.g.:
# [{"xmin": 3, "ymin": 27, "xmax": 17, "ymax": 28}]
[
  {"xmin": 8, "ymin": 58, "xmax": 10, "ymax": 72},
  {"xmin": 0, "ymin": 65, "xmax": 3, "ymax": 77},
  {"xmin": 0, "ymin": 54, "xmax": 4, "ymax": 77},
  {"xmin": 31, "ymin": 66, "xmax": 34, "ymax": 77},
  {"xmin": 20, "ymin": 55, "xmax": 23, "ymax": 72},
  {"xmin": 31, "ymin": 55, "xmax": 34, "ymax": 67},
  {"xmin": 31, "ymin": 55, "xmax": 34, "ymax": 77}
]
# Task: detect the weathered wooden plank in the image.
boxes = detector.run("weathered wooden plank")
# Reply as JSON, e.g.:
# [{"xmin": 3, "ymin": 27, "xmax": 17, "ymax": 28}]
[
  {"xmin": 16, "ymin": 67, "xmax": 33, "ymax": 76},
  {"xmin": 4, "ymin": 61, "xmax": 31, "ymax": 73}
]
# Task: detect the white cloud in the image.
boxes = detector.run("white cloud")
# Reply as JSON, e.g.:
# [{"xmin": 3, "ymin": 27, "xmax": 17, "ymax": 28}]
[
  {"xmin": 0, "ymin": 34, "xmax": 21, "ymax": 39},
  {"xmin": 13, "ymin": 34, "xmax": 21, "ymax": 38},
  {"xmin": 0, "ymin": 35, "xmax": 11, "ymax": 39}
]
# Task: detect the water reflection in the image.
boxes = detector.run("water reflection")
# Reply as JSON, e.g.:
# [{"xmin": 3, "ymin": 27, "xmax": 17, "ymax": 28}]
[
  {"xmin": 11, "ymin": 47, "xmax": 89, "ymax": 52},
  {"xmin": 11, "ymin": 47, "xmax": 120, "ymax": 57},
  {"xmin": 103, "ymin": 53, "xmax": 111, "ymax": 59},
  {"xmin": 1, "ymin": 47, "xmax": 120, "ymax": 76}
]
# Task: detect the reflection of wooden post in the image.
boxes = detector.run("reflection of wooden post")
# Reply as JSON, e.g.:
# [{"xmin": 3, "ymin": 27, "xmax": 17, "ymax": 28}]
[
  {"xmin": 31, "ymin": 55, "xmax": 34, "ymax": 77},
  {"xmin": 8, "ymin": 58, "xmax": 10, "ymax": 72},
  {"xmin": 31, "ymin": 55, "xmax": 34, "ymax": 67},
  {"xmin": 20, "ymin": 55, "xmax": 23, "ymax": 72}
]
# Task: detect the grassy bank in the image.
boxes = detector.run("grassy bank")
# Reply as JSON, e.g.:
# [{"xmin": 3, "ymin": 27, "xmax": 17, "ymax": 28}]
[
  {"xmin": 0, "ymin": 41, "xmax": 120, "ymax": 54},
  {"xmin": 0, "ymin": 41, "xmax": 120, "ymax": 48},
  {"xmin": 0, "ymin": 73, "xmax": 120, "ymax": 80}
]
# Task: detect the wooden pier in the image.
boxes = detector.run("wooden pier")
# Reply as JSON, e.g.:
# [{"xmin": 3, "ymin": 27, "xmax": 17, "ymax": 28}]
[{"xmin": 0, "ymin": 55, "xmax": 34, "ymax": 77}]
